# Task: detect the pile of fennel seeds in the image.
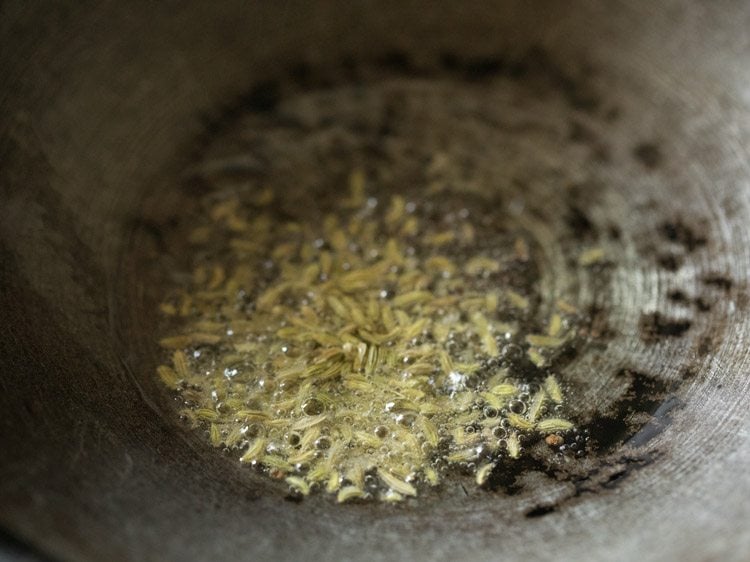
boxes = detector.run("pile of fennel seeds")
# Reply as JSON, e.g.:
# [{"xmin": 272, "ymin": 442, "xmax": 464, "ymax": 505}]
[{"xmin": 156, "ymin": 171, "xmax": 577, "ymax": 502}]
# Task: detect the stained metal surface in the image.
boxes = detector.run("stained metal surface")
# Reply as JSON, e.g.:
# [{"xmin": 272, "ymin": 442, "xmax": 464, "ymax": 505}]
[{"xmin": 2, "ymin": 2, "xmax": 750, "ymax": 561}]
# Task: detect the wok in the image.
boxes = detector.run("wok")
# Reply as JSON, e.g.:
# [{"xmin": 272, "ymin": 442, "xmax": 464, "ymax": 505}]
[{"xmin": 2, "ymin": 1, "xmax": 750, "ymax": 560}]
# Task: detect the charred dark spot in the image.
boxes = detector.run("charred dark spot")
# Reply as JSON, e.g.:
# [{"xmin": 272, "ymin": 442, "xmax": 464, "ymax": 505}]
[
  {"xmin": 587, "ymin": 416, "xmax": 628, "ymax": 451},
  {"xmin": 525, "ymin": 504, "xmax": 557, "ymax": 518},
  {"xmin": 582, "ymin": 304, "xmax": 615, "ymax": 341},
  {"xmin": 633, "ymin": 142, "xmax": 662, "ymax": 169},
  {"xmin": 566, "ymin": 205, "xmax": 594, "ymax": 239},
  {"xmin": 339, "ymin": 56, "xmax": 361, "ymax": 81},
  {"xmin": 377, "ymin": 50, "xmax": 413, "ymax": 73},
  {"xmin": 289, "ymin": 62, "xmax": 312, "ymax": 87},
  {"xmin": 242, "ymin": 81, "xmax": 281, "ymax": 113},
  {"xmin": 284, "ymin": 492, "xmax": 304, "ymax": 504},
  {"xmin": 437, "ymin": 52, "xmax": 505, "ymax": 79},
  {"xmin": 639, "ymin": 312, "xmax": 691, "ymax": 341},
  {"xmin": 667, "ymin": 290, "xmax": 711, "ymax": 312},
  {"xmin": 586, "ymin": 369, "xmax": 671, "ymax": 450},
  {"xmin": 694, "ymin": 296, "xmax": 712, "ymax": 312},
  {"xmin": 601, "ymin": 468, "xmax": 628, "ymax": 489},
  {"xmin": 591, "ymin": 144, "xmax": 611, "ymax": 163},
  {"xmin": 568, "ymin": 120, "xmax": 597, "ymax": 143},
  {"xmin": 604, "ymin": 106, "xmax": 621, "ymax": 122},
  {"xmin": 608, "ymin": 224, "xmax": 622, "ymax": 240},
  {"xmin": 572, "ymin": 453, "xmax": 658, "ymax": 498},
  {"xmin": 681, "ymin": 366, "xmax": 698, "ymax": 380},
  {"xmin": 667, "ymin": 289, "xmax": 689, "ymax": 304},
  {"xmin": 463, "ymin": 57, "xmax": 505, "ymax": 81},
  {"xmin": 697, "ymin": 334, "xmax": 717, "ymax": 357},
  {"xmin": 438, "ymin": 47, "xmax": 601, "ymax": 111},
  {"xmin": 439, "ymin": 52, "xmax": 461, "ymax": 71},
  {"xmin": 623, "ymin": 369, "xmax": 670, "ymax": 403},
  {"xmin": 659, "ymin": 220, "xmax": 707, "ymax": 252},
  {"xmin": 657, "ymin": 253, "xmax": 682, "ymax": 272},
  {"xmin": 702, "ymin": 274, "xmax": 733, "ymax": 291}
]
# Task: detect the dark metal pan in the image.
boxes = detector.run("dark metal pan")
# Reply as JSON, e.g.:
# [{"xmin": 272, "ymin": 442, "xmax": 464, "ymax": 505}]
[{"xmin": 2, "ymin": 2, "xmax": 749, "ymax": 560}]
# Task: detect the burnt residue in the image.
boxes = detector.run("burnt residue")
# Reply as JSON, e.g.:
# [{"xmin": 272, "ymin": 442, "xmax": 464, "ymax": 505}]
[
  {"xmin": 525, "ymin": 504, "xmax": 557, "ymax": 518},
  {"xmin": 667, "ymin": 289, "xmax": 712, "ymax": 313},
  {"xmin": 568, "ymin": 119, "xmax": 597, "ymax": 143},
  {"xmin": 702, "ymin": 274, "xmax": 733, "ymax": 291},
  {"xmin": 566, "ymin": 204, "xmax": 595, "ymax": 240},
  {"xmin": 567, "ymin": 120, "xmax": 611, "ymax": 162},
  {"xmin": 574, "ymin": 452, "xmax": 659, "ymax": 497},
  {"xmin": 518, "ymin": 450, "xmax": 661, "ymax": 518},
  {"xmin": 586, "ymin": 416, "xmax": 629, "ymax": 451},
  {"xmin": 697, "ymin": 333, "xmax": 720, "ymax": 358},
  {"xmin": 667, "ymin": 289, "xmax": 689, "ymax": 304},
  {"xmin": 480, "ymin": 381, "xmax": 676, "ymax": 498},
  {"xmin": 639, "ymin": 312, "xmax": 691, "ymax": 342},
  {"xmin": 632, "ymin": 142, "xmax": 662, "ymax": 169},
  {"xmin": 376, "ymin": 50, "xmax": 414, "ymax": 73},
  {"xmin": 607, "ymin": 224, "xmax": 622, "ymax": 240},
  {"xmin": 579, "ymin": 304, "xmax": 615, "ymax": 342},
  {"xmin": 659, "ymin": 220, "xmax": 707, "ymax": 252},
  {"xmin": 585, "ymin": 368, "xmax": 671, "ymax": 451},
  {"xmin": 439, "ymin": 46, "xmax": 602, "ymax": 113},
  {"xmin": 657, "ymin": 253, "xmax": 683, "ymax": 272},
  {"xmin": 242, "ymin": 80, "xmax": 282, "ymax": 114},
  {"xmin": 604, "ymin": 106, "xmax": 621, "ymax": 122},
  {"xmin": 438, "ymin": 52, "xmax": 505, "ymax": 81}
]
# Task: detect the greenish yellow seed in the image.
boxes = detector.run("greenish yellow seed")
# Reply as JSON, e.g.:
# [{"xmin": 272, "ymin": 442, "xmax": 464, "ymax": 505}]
[
  {"xmin": 525, "ymin": 334, "xmax": 565, "ymax": 347},
  {"xmin": 345, "ymin": 465, "xmax": 365, "ymax": 489},
  {"xmin": 195, "ymin": 408, "xmax": 219, "ymax": 422},
  {"xmin": 172, "ymin": 350, "xmax": 190, "ymax": 378},
  {"xmin": 240, "ymin": 438, "xmax": 266, "ymax": 463},
  {"xmin": 424, "ymin": 467, "xmax": 440, "ymax": 486},
  {"xmin": 544, "ymin": 375, "xmax": 564, "ymax": 403},
  {"xmin": 579, "ymin": 247, "xmax": 605, "ymax": 266},
  {"xmin": 378, "ymin": 469, "xmax": 417, "ymax": 497},
  {"xmin": 476, "ymin": 462, "xmax": 495, "ymax": 486},
  {"xmin": 392, "ymin": 290, "xmax": 433, "ymax": 308},
  {"xmin": 506, "ymin": 290, "xmax": 529, "ymax": 310},
  {"xmin": 507, "ymin": 413, "xmax": 535, "ymax": 430},
  {"xmin": 536, "ymin": 418, "xmax": 574, "ymax": 432},
  {"xmin": 446, "ymin": 449, "xmax": 476, "ymax": 463},
  {"xmin": 156, "ymin": 365, "xmax": 179, "ymax": 387},
  {"xmin": 548, "ymin": 314, "xmax": 563, "ymax": 337},
  {"xmin": 285, "ymin": 476, "xmax": 311, "ymax": 495},
  {"xmin": 337, "ymin": 485, "xmax": 365, "ymax": 503},
  {"xmin": 490, "ymin": 384, "xmax": 518, "ymax": 397},
  {"xmin": 326, "ymin": 471, "xmax": 341, "ymax": 493},
  {"xmin": 159, "ymin": 302, "xmax": 177, "ymax": 316},
  {"xmin": 465, "ymin": 257, "xmax": 500, "ymax": 275},
  {"xmin": 424, "ymin": 230, "xmax": 455, "ymax": 246},
  {"xmin": 527, "ymin": 390, "xmax": 548, "ymax": 423},
  {"xmin": 209, "ymin": 423, "xmax": 222, "ymax": 446},
  {"xmin": 527, "ymin": 348, "xmax": 546, "ymax": 367},
  {"xmin": 556, "ymin": 299, "xmax": 577, "ymax": 314},
  {"xmin": 263, "ymin": 455, "xmax": 294, "ymax": 472},
  {"xmin": 418, "ymin": 417, "xmax": 439, "ymax": 447},
  {"xmin": 507, "ymin": 432, "xmax": 521, "ymax": 459},
  {"xmin": 381, "ymin": 490, "xmax": 405, "ymax": 502}
]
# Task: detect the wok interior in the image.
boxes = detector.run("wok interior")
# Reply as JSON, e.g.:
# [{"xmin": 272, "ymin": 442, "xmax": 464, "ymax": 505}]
[{"xmin": 2, "ymin": 2, "xmax": 750, "ymax": 560}]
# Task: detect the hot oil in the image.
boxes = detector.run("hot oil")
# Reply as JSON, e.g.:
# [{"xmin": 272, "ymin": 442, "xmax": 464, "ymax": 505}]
[{"xmin": 142, "ymin": 64, "xmax": 682, "ymax": 504}]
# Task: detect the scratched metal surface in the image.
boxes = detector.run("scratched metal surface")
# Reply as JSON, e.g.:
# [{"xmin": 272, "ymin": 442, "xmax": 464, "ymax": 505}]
[{"xmin": 1, "ymin": 1, "xmax": 750, "ymax": 561}]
